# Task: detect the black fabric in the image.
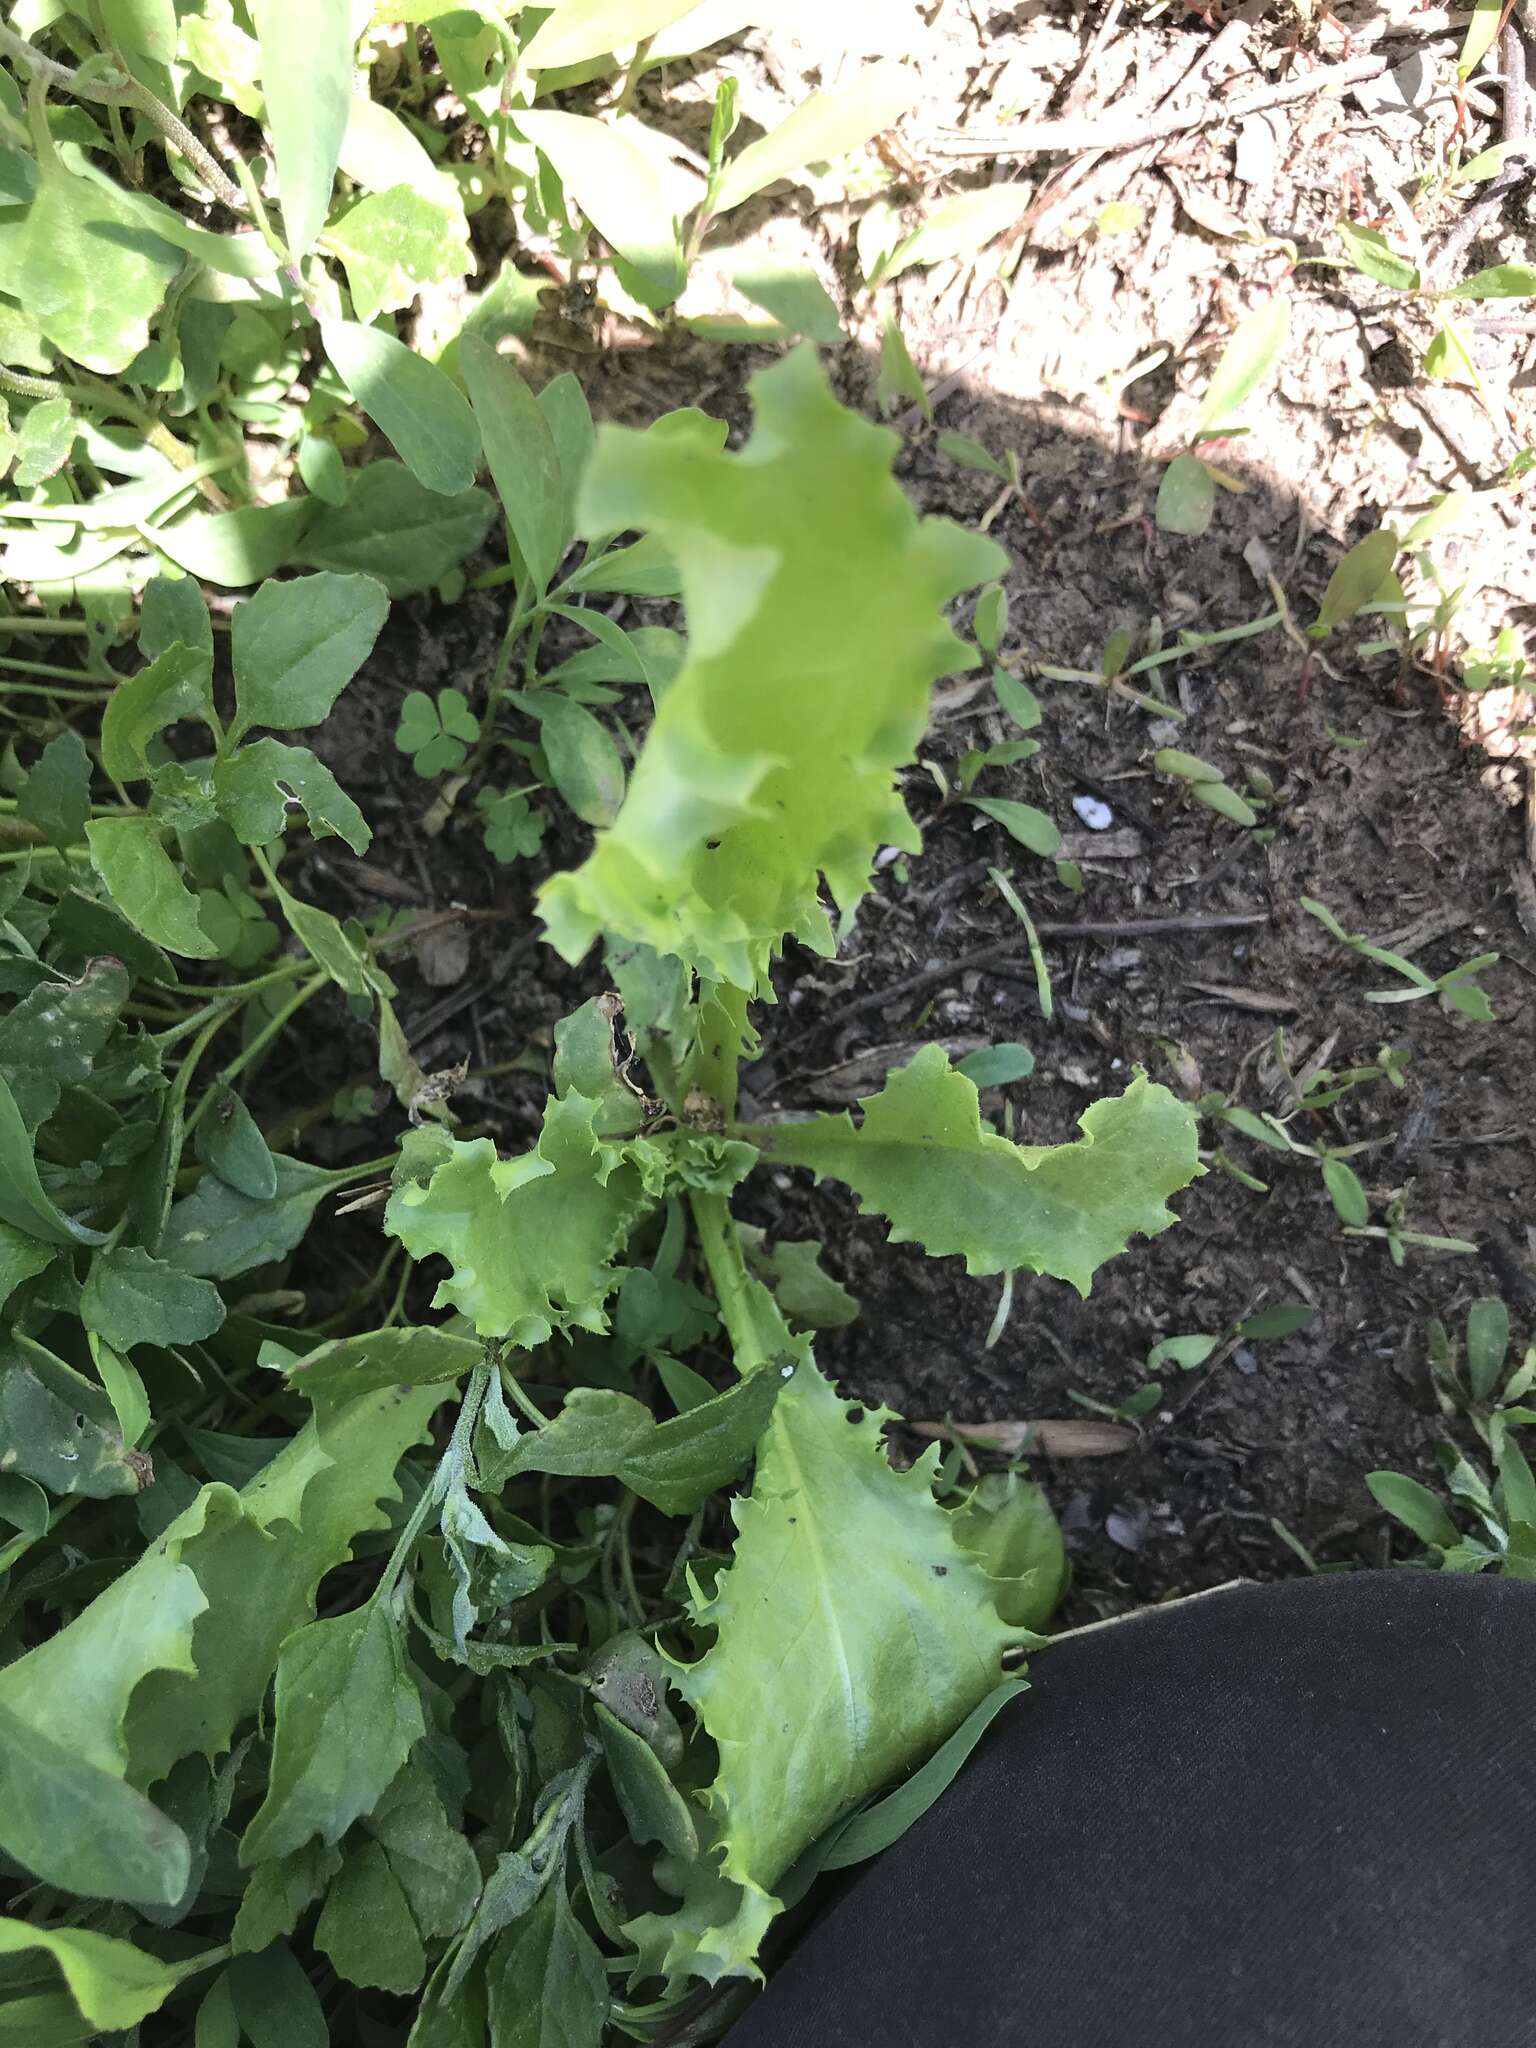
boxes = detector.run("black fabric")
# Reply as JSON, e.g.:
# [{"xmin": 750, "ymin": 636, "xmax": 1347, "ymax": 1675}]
[{"xmin": 724, "ymin": 1572, "xmax": 1536, "ymax": 2048}]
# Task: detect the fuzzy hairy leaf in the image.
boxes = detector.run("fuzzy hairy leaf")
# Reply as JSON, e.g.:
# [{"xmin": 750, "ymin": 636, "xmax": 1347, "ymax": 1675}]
[
  {"xmin": 0, "ymin": 1386, "xmax": 443, "ymax": 1902},
  {"xmin": 636, "ymin": 1355, "xmax": 1022, "ymax": 1985},
  {"xmin": 750, "ymin": 1049, "xmax": 1200, "ymax": 1294},
  {"xmin": 384, "ymin": 1093, "xmax": 650, "ymax": 1344},
  {"xmin": 538, "ymin": 348, "xmax": 1005, "ymax": 993}
]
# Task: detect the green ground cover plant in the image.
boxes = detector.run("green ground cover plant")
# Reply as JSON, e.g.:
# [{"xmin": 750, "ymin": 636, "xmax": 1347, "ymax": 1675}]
[{"xmin": 0, "ymin": 345, "xmax": 1203, "ymax": 2043}]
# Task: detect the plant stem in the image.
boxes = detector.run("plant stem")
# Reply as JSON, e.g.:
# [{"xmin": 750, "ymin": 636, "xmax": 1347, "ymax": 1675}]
[
  {"xmin": 690, "ymin": 1191, "xmax": 787, "ymax": 1375},
  {"xmin": 183, "ymin": 972, "xmax": 327, "ymax": 1138},
  {"xmin": 0, "ymin": 20, "xmax": 246, "ymax": 209}
]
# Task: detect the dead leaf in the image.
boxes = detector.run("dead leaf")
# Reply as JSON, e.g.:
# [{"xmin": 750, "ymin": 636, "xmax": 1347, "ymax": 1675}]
[
  {"xmin": 912, "ymin": 1417, "xmax": 1135, "ymax": 1457},
  {"xmin": 413, "ymin": 921, "xmax": 472, "ymax": 988}
]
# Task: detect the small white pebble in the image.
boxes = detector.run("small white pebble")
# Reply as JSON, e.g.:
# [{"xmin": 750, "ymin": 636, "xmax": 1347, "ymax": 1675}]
[
  {"xmin": 874, "ymin": 845, "xmax": 902, "ymax": 868},
  {"xmin": 1071, "ymin": 795, "xmax": 1114, "ymax": 831}
]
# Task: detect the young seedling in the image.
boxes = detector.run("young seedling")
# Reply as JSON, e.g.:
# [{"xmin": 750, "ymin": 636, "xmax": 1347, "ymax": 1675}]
[
  {"xmin": 1302, "ymin": 895, "xmax": 1498, "ymax": 1019},
  {"xmin": 1156, "ymin": 296, "xmax": 1290, "ymax": 536},
  {"xmin": 1369, "ymin": 1298, "xmax": 1536, "ymax": 1573},
  {"xmin": 1152, "ymin": 748, "xmax": 1261, "ymax": 827}
]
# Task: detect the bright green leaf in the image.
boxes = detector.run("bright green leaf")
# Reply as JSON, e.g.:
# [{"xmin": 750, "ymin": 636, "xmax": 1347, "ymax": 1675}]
[
  {"xmin": 874, "ymin": 182, "xmax": 1032, "ymax": 283},
  {"xmin": 750, "ymin": 1049, "xmax": 1201, "ymax": 1295},
  {"xmin": 518, "ymin": 111, "xmax": 685, "ymax": 308},
  {"xmin": 230, "ymin": 570, "xmax": 389, "ymax": 742},
  {"xmin": 241, "ymin": 1603, "xmax": 424, "ymax": 1864},
  {"xmin": 1315, "ymin": 528, "xmax": 1399, "ymax": 632},
  {"xmin": 1367, "ymin": 1469, "xmax": 1459, "ymax": 1549},
  {"xmin": 17, "ymin": 730, "xmax": 90, "ymax": 849},
  {"xmin": 1194, "ymin": 295, "xmax": 1290, "ymax": 434},
  {"xmin": 1156, "ymin": 452, "xmax": 1216, "ymax": 536},
  {"xmin": 101, "ymin": 643, "xmax": 215, "ymax": 783},
  {"xmin": 321, "ymin": 319, "xmax": 481, "ymax": 494},
  {"xmin": 326, "ymin": 182, "xmax": 473, "ymax": 323},
  {"xmin": 522, "ymin": 0, "xmax": 702, "ymax": 68},
  {"xmin": 713, "ymin": 63, "xmax": 918, "ymax": 214},
  {"xmin": 86, "ymin": 817, "xmax": 220, "ymax": 959},
  {"xmin": 215, "ymin": 738, "xmax": 370, "ymax": 854},
  {"xmin": 461, "ymin": 335, "xmax": 566, "ymax": 590},
  {"xmin": 81, "ymin": 1245, "xmax": 225, "ymax": 1353},
  {"xmin": 0, "ymin": 1920, "xmax": 207, "ymax": 2033},
  {"xmin": 297, "ymin": 461, "xmax": 495, "ymax": 597},
  {"xmin": 967, "ymin": 795, "xmax": 1060, "ymax": 858},
  {"xmin": 253, "ymin": 0, "xmax": 353, "ymax": 259},
  {"xmin": 539, "ymin": 348, "xmax": 1004, "ymax": 992}
]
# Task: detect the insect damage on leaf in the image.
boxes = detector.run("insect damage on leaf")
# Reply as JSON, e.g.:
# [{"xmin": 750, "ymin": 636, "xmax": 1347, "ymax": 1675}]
[{"xmin": 538, "ymin": 347, "xmax": 1007, "ymax": 993}]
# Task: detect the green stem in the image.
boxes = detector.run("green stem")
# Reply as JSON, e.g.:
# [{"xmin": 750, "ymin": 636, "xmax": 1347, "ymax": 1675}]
[
  {"xmin": 0, "ymin": 616, "xmax": 94, "ymax": 636},
  {"xmin": 689, "ymin": 1191, "xmax": 785, "ymax": 1376},
  {"xmin": 0, "ymin": 666, "xmax": 114, "ymax": 693},
  {"xmin": 0, "ymin": 20, "xmax": 245, "ymax": 209},
  {"xmin": 182, "ymin": 972, "xmax": 327, "ymax": 1139}
]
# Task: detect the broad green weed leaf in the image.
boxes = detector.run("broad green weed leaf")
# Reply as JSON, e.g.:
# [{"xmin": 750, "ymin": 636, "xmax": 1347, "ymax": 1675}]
[
  {"xmin": 1335, "ymin": 219, "xmax": 1419, "ymax": 292},
  {"xmin": 0, "ymin": 1221, "xmax": 53, "ymax": 1313},
  {"xmin": 195, "ymin": 1974, "xmax": 242, "ymax": 2046},
  {"xmin": 0, "ymin": 144, "xmax": 180, "ymax": 372},
  {"xmin": 642, "ymin": 1357, "xmax": 1020, "ymax": 1984},
  {"xmin": 0, "ymin": 1700, "xmax": 190, "ymax": 1905},
  {"xmin": 101, "ymin": 643, "xmax": 215, "ymax": 783},
  {"xmin": 1467, "ymin": 1296, "xmax": 1510, "ymax": 1400},
  {"xmin": 326, "ymin": 183, "xmax": 473, "ymax": 322},
  {"xmin": 540, "ymin": 370, "xmax": 596, "ymax": 549},
  {"xmin": 497, "ymin": 1371, "xmax": 782, "ymax": 1513},
  {"xmin": 520, "ymin": 690, "xmax": 625, "ymax": 826},
  {"xmin": 1156, "ymin": 451, "xmax": 1216, "ymax": 535},
  {"xmin": 0, "ymin": 954, "xmax": 129, "ymax": 1129},
  {"xmin": 233, "ymin": 1840, "xmax": 343, "ymax": 1954},
  {"xmin": 0, "ymin": 1360, "xmax": 144, "ymax": 1498},
  {"xmin": 162, "ymin": 1153, "xmax": 337, "ymax": 1278},
  {"xmin": 1315, "ymin": 527, "xmax": 1399, "ymax": 632},
  {"xmin": 518, "ymin": 111, "xmax": 686, "ymax": 309},
  {"xmin": 230, "ymin": 571, "xmax": 389, "ymax": 742},
  {"xmin": 321, "ymin": 319, "xmax": 481, "ymax": 494},
  {"xmin": 228, "ymin": 1942, "xmax": 327, "ymax": 2048},
  {"xmin": 0, "ymin": 1921, "xmax": 208, "ymax": 2033},
  {"xmin": 967, "ymin": 795, "xmax": 1061, "ymax": 858},
  {"xmin": 100, "ymin": 0, "xmax": 178, "ymax": 70},
  {"xmin": 1321, "ymin": 1155, "xmax": 1368, "ymax": 1226},
  {"xmin": 0, "ymin": 1072, "xmax": 108, "ymax": 1246},
  {"xmin": 385, "ymin": 1094, "xmax": 648, "ymax": 1343},
  {"xmin": 241, "ymin": 1603, "xmax": 424, "ymax": 1863},
  {"xmin": 873, "ymin": 182, "xmax": 1033, "ymax": 284},
  {"xmin": 81, "ymin": 1245, "xmax": 224, "ymax": 1352},
  {"xmin": 194, "ymin": 1087, "xmax": 278, "ymax": 1201},
  {"xmin": 953, "ymin": 1469, "xmax": 1065, "ymax": 1630},
  {"xmin": 147, "ymin": 499, "xmax": 315, "ymax": 589},
  {"xmin": 461, "ymin": 336, "xmax": 565, "ymax": 590},
  {"xmin": 1367, "ymin": 1469, "xmax": 1458, "ymax": 1549},
  {"xmin": 539, "ymin": 348, "xmax": 1004, "ymax": 991},
  {"xmin": 598, "ymin": 1703, "xmax": 698, "ymax": 1856},
  {"xmin": 253, "ymin": 0, "xmax": 352, "ymax": 259},
  {"xmin": 714, "ymin": 64, "xmax": 918, "ymax": 214},
  {"xmin": 1194, "ymin": 295, "xmax": 1289, "ymax": 434},
  {"xmin": 13, "ymin": 395, "xmax": 77, "ymax": 487},
  {"xmin": 17, "ymin": 729, "xmax": 91, "ymax": 848},
  {"xmin": 1459, "ymin": 0, "xmax": 1504, "ymax": 78},
  {"xmin": 522, "ymin": 0, "xmax": 703, "ymax": 68},
  {"xmin": 1453, "ymin": 262, "xmax": 1536, "ymax": 300},
  {"xmin": 722, "ymin": 256, "xmax": 842, "ymax": 343},
  {"xmin": 215, "ymin": 739, "xmax": 371, "ymax": 854},
  {"xmin": 315, "ymin": 1837, "xmax": 427, "ymax": 1991},
  {"xmin": 483, "ymin": 1880, "xmax": 609, "ymax": 2045},
  {"xmin": 86, "ymin": 817, "xmax": 220, "ymax": 958},
  {"xmin": 275, "ymin": 884, "xmax": 376, "ymax": 994},
  {"xmin": 288, "ymin": 1323, "xmax": 481, "ymax": 1403},
  {"xmin": 738, "ymin": 1227, "xmax": 858, "ymax": 1329},
  {"xmin": 340, "ymin": 94, "xmax": 437, "ymax": 191},
  {"xmin": 363, "ymin": 1761, "xmax": 479, "ymax": 1938},
  {"xmin": 297, "ymin": 461, "xmax": 495, "ymax": 596},
  {"xmin": 752, "ymin": 1049, "xmax": 1200, "ymax": 1294}
]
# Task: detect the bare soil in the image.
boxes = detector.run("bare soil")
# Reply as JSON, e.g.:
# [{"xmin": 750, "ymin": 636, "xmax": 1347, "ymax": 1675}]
[{"xmin": 278, "ymin": 0, "xmax": 1536, "ymax": 1612}]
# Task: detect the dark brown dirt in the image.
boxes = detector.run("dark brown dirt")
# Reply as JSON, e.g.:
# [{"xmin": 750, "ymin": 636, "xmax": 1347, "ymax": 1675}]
[{"xmin": 267, "ymin": 0, "xmax": 1536, "ymax": 1614}]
